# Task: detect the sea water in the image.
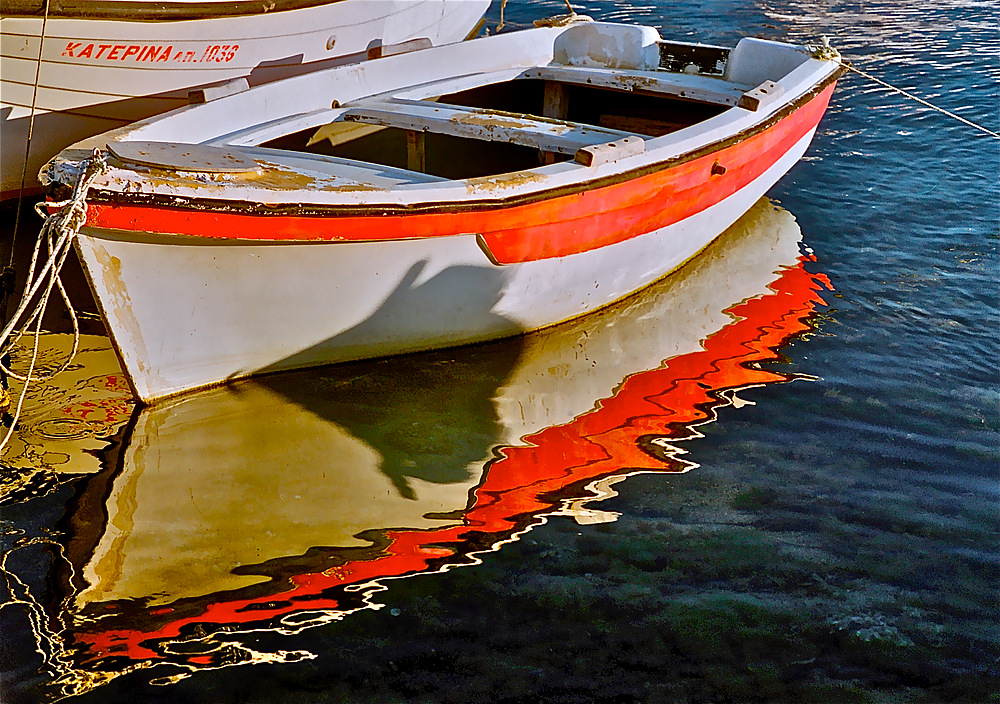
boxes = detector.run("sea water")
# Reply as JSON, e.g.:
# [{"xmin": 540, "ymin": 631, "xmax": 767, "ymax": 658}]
[{"xmin": 1, "ymin": 0, "xmax": 996, "ymax": 701}]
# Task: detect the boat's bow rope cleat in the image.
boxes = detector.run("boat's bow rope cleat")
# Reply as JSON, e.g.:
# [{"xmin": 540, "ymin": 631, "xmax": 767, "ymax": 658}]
[{"xmin": 809, "ymin": 37, "xmax": 841, "ymax": 62}]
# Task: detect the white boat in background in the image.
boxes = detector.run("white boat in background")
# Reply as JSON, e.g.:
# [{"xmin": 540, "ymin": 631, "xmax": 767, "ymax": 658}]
[
  {"xmin": 0, "ymin": 0, "xmax": 491, "ymax": 199},
  {"xmin": 39, "ymin": 19, "xmax": 843, "ymax": 403}
]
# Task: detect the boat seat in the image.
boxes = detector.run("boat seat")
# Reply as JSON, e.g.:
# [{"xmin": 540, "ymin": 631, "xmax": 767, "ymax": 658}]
[
  {"xmin": 519, "ymin": 65, "xmax": 751, "ymax": 107},
  {"xmin": 341, "ymin": 97, "xmax": 641, "ymax": 156}
]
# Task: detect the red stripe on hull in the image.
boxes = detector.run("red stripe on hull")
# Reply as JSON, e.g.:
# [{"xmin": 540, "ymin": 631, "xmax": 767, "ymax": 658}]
[{"xmin": 86, "ymin": 83, "xmax": 836, "ymax": 263}]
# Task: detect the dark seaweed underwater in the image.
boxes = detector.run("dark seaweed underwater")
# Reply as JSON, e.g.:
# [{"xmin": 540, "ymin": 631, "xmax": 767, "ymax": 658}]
[{"xmin": 1, "ymin": 0, "xmax": 997, "ymax": 702}]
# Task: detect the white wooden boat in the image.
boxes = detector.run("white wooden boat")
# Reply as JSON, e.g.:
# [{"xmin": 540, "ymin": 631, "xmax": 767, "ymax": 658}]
[
  {"xmin": 37, "ymin": 200, "xmax": 831, "ymax": 677},
  {"xmin": 0, "ymin": 0, "xmax": 491, "ymax": 198},
  {"xmin": 40, "ymin": 19, "xmax": 844, "ymax": 404}
]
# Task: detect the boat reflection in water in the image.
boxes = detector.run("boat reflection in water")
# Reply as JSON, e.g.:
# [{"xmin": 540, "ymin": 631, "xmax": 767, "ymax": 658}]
[{"xmin": 28, "ymin": 198, "xmax": 832, "ymax": 694}]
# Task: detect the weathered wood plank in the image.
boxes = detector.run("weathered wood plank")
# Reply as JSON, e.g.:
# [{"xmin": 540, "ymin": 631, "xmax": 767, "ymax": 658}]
[
  {"xmin": 343, "ymin": 98, "xmax": 637, "ymax": 154},
  {"xmin": 518, "ymin": 65, "xmax": 749, "ymax": 106},
  {"xmin": 737, "ymin": 81, "xmax": 785, "ymax": 112},
  {"xmin": 406, "ymin": 130, "xmax": 426, "ymax": 172},
  {"xmin": 542, "ymin": 81, "xmax": 570, "ymax": 120},
  {"xmin": 541, "ymin": 81, "xmax": 570, "ymax": 164},
  {"xmin": 598, "ymin": 114, "xmax": 688, "ymax": 137},
  {"xmin": 574, "ymin": 136, "xmax": 645, "ymax": 167}
]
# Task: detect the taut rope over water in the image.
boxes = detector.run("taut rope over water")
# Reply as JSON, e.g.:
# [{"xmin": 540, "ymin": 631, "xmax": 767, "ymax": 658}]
[
  {"xmin": 842, "ymin": 62, "xmax": 999, "ymax": 139},
  {"xmin": 0, "ymin": 151, "xmax": 109, "ymax": 452}
]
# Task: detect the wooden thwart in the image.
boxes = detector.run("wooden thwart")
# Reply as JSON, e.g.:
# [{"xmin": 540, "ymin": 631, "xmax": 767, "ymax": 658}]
[
  {"xmin": 520, "ymin": 65, "xmax": 749, "ymax": 107},
  {"xmin": 344, "ymin": 98, "xmax": 638, "ymax": 156}
]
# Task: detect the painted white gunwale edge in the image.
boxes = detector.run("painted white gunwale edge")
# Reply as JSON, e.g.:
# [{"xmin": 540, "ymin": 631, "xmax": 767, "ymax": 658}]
[{"xmin": 48, "ymin": 24, "xmax": 840, "ymax": 210}]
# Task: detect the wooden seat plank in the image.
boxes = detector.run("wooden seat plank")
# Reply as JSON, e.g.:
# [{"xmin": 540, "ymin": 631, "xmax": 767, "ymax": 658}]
[
  {"xmin": 343, "ymin": 98, "xmax": 638, "ymax": 155},
  {"xmin": 518, "ymin": 65, "xmax": 749, "ymax": 107}
]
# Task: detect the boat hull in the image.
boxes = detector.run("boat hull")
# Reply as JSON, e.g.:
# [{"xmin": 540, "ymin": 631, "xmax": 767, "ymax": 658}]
[
  {"xmin": 74, "ymin": 128, "xmax": 816, "ymax": 402},
  {"xmin": 0, "ymin": 0, "xmax": 490, "ymax": 198}
]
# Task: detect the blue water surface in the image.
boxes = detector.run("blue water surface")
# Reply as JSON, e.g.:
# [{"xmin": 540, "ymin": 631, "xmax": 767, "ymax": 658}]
[{"xmin": 1, "ymin": 0, "xmax": 996, "ymax": 702}]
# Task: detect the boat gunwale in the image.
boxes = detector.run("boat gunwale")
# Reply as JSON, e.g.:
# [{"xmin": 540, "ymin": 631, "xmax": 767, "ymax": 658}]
[{"xmin": 76, "ymin": 67, "xmax": 844, "ymax": 224}]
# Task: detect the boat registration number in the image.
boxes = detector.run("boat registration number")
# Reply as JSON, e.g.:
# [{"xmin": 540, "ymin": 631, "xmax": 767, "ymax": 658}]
[{"xmin": 60, "ymin": 42, "xmax": 240, "ymax": 64}]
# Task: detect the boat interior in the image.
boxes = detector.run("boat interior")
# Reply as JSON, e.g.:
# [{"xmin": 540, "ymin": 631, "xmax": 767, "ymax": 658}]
[
  {"xmin": 187, "ymin": 36, "xmax": 789, "ymax": 188},
  {"xmin": 252, "ymin": 45, "xmax": 752, "ymax": 183},
  {"xmin": 81, "ymin": 26, "xmax": 808, "ymax": 193},
  {"xmin": 259, "ymin": 70, "xmax": 734, "ymax": 181}
]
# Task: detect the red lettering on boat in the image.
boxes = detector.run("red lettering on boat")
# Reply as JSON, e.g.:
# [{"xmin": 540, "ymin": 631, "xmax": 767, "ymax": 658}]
[
  {"xmin": 155, "ymin": 46, "xmax": 172, "ymax": 62},
  {"xmin": 78, "ymin": 43, "xmax": 94, "ymax": 59},
  {"xmin": 122, "ymin": 45, "xmax": 141, "ymax": 60},
  {"xmin": 61, "ymin": 42, "xmax": 82, "ymax": 57},
  {"xmin": 95, "ymin": 44, "xmax": 112, "ymax": 59},
  {"xmin": 107, "ymin": 44, "xmax": 125, "ymax": 60}
]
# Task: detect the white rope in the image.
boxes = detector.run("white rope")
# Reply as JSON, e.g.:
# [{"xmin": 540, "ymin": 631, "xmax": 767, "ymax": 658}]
[
  {"xmin": 0, "ymin": 151, "xmax": 108, "ymax": 453},
  {"xmin": 843, "ymin": 62, "xmax": 1000, "ymax": 140}
]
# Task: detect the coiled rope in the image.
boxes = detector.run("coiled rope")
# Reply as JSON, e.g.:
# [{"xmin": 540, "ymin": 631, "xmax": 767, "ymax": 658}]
[
  {"xmin": 497, "ymin": 0, "xmax": 579, "ymax": 32},
  {"xmin": 0, "ymin": 151, "xmax": 109, "ymax": 453}
]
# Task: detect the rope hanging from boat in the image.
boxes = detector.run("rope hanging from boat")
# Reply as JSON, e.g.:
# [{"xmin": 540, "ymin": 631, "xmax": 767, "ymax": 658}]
[
  {"xmin": 840, "ymin": 62, "xmax": 999, "ymax": 139},
  {"xmin": 0, "ymin": 151, "xmax": 109, "ymax": 452}
]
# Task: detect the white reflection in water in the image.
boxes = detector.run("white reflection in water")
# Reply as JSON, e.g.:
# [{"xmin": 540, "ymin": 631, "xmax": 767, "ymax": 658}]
[{"xmin": 1, "ymin": 198, "xmax": 836, "ymax": 697}]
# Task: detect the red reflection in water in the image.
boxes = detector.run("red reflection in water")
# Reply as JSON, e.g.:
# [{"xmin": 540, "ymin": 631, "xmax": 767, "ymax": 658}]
[{"xmin": 72, "ymin": 257, "xmax": 831, "ymax": 669}]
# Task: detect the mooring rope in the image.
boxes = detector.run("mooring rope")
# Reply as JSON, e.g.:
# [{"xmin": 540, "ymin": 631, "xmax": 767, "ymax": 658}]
[
  {"xmin": 8, "ymin": 0, "xmax": 52, "ymax": 274},
  {"xmin": 842, "ymin": 63, "xmax": 999, "ymax": 140},
  {"xmin": 0, "ymin": 151, "xmax": 108, "ymax": 452},
  {"xmin": 498, "ymin": 0, "xmax": 579, "ymax": 32}
]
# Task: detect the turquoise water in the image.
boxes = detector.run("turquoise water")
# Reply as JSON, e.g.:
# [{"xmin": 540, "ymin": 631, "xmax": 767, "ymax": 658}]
[{"xmin": 2, "ymin": 0, "xmax": 997, "ymax": 702}]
